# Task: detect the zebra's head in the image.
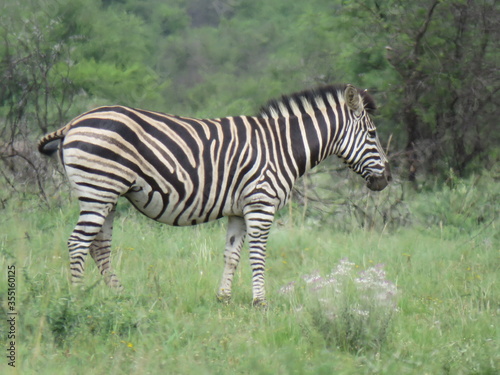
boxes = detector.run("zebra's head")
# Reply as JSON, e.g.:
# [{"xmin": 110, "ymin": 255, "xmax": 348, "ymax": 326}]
[{"xmin": 339, "ymin": 85, "xmax": 391, "ymax": 191}]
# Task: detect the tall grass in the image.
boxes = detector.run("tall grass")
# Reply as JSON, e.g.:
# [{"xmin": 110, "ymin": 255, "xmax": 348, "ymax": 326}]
[{"xmin": 1, "ymin": 173, "xmax": 498, "ymax": 374}]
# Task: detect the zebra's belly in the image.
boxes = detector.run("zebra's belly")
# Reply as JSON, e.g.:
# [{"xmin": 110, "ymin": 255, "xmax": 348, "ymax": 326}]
[{"xmin": 124, "ymin": 187, "xmax": 241, "ymax": 226}]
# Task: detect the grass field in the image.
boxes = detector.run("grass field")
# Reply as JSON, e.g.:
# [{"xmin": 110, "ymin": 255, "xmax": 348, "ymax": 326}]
[{"xmin": 1, "ymin": 173, "xmax": 499, "ymax": 374}]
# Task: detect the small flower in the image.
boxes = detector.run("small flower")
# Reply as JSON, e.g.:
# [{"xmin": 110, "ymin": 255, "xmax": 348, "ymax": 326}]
[
  {"xmin": 278, "ymin": 281, "xmax": 296, "ymax": 294},
  {"xmin": 352, "ymin": 308, "xmax": 370, "ymax": 317},
  {"xmin": 302, "ymin": 271, "xmax": 321, "ymax": 284}
]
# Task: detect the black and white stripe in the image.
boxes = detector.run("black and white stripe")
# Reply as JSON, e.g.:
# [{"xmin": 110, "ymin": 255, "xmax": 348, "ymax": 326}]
[{"xmin": 38, "ymin": 84, "xmax": 391, "ymax": 306}]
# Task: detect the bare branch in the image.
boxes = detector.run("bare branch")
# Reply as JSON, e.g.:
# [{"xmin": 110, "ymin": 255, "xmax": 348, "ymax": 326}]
[{"xmin": 413, "ymin": 0, "xmax": 440, "ymax": 58}]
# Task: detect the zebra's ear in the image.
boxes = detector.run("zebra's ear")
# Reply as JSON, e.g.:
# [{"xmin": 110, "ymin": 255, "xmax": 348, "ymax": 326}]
[{"xmin": 345, "ymin": 84, "xmax": 362, "ymax": 115}]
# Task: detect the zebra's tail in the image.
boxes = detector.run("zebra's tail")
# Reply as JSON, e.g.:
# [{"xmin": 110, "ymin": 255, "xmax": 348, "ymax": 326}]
[{"xmin": 38, "ymin": 124, "xmax": 71, "ymax": 156}]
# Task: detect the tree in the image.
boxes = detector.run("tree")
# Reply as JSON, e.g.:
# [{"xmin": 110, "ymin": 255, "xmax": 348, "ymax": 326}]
[
  {"xmin": 0, "ymin": 0, "xmax": 166, "ymax": 202},
  {"xmin": 356, "ymin": 0, "xmax": 499, "ymax": 181}
]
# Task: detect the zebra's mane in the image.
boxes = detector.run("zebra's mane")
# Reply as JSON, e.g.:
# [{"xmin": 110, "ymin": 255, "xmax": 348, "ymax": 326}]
[{"xmin": 258, "ymin": 84, "xmax": 376, "ymax": 119}]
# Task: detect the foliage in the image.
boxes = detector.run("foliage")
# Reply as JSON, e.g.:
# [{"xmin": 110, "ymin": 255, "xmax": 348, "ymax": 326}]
[
  {"xmin": 1, "ymin": 0, "xmax": 498, "ymax": 200},
  {"xmin": 413, "ymin": 169, "xmax": 500, "ymax": 233},
  {"xmin": 343, "ymin": 0, "xmax": 499, "ymax": 180}
]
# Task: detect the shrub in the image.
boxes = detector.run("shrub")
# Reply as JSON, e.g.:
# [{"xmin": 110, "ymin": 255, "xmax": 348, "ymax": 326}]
[{"xmin": 280, "ymin": 259, "xmax": 398, "ymax": 353}]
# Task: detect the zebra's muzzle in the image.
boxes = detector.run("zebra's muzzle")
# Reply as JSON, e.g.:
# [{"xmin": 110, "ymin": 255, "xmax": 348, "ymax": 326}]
[{"xmin": 366, "ymin": 163, "xmax": 391, "ymax": 191}]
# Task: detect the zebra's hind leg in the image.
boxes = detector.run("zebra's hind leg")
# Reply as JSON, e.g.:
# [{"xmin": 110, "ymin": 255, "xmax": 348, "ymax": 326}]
[
  {"xmin": 89, "ymin": 205, "xmax": 123, "ymax": 290},
  {"xmin": 217, "ymin": 216, "xmax": 246, "ymax": 303},
  {"xmin": 68, "ymin": 201, "xmax": 116, "ymax": 288}
]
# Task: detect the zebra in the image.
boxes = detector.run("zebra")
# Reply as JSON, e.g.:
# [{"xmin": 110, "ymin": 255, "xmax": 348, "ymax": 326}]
[{"xmin": 38, "ymin": 84, "xmax": 391, "ymax": 307}]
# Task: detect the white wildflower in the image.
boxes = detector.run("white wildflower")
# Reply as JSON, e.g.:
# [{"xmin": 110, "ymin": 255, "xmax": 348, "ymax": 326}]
[{"xmin": 278, "ymin": 281, "xmax": 296, "ymax": 294}]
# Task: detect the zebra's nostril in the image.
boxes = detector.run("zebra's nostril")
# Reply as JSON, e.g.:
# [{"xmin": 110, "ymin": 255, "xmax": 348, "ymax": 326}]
[{"xmin": 367, "ymin": 173, "xmax": 389, "ymax": 191}]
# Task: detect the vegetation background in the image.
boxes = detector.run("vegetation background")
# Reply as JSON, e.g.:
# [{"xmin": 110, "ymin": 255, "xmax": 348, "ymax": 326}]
[{"xmin": 0, "ymin": 0, "xmax": 498, "ymax": 374}]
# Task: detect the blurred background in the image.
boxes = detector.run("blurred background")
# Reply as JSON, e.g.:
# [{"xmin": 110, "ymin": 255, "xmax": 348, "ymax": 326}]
[{"xmin": 0, "ymin": 0, "xmax": 498, "ymax": 222}]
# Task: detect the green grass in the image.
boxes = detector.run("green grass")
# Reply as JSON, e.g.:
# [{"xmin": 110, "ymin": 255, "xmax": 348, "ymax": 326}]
[{"xmin": 1, "ymin": 175, "xmax": 499, "ymax": 374}]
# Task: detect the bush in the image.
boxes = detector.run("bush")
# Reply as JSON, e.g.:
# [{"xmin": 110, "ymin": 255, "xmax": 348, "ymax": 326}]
[
  {"xmin": 280, "ymin": 259, "xmax": 398, "ymax": 353},
  {"xmin": 414, "ymin": 170, "xmax": 499, "ymax": 234}
]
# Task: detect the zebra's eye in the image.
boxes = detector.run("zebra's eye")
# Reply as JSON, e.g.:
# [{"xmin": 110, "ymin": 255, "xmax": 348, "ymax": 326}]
[{"xmin": 368, "ymin": 130, "xmax": 376, "ymax": 138}]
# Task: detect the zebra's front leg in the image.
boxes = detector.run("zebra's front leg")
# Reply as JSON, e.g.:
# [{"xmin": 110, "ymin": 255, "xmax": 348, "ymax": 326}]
[
  {"xmin": 244, "ymin": 205, "xmax": 275, "ymax": 308},
  {"xmin": 217, "ymin": 216, "xmax": 246, "ymax": 303},
  {"xmin": 89, "ymin": 206, "xmax": 123, "ymax": 291}
]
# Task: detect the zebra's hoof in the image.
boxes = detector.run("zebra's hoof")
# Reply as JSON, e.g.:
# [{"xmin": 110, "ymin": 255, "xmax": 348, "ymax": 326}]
[
  {"xmin": 216, "ymin": 292, "xmax": 231, "ymax": 304},
  {"xmin": 252, "ymin": 298, "xmax": 268, "ymax": 309},
  {"xmin": 105, "ymin": 279, "xmax": 124, "ymax": 292},
  {"xmin": 111, "ymin": 284, "xmax": 124, "ymax": 293}
]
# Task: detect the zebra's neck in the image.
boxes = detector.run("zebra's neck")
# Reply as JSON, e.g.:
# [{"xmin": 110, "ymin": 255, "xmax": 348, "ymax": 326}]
[{"xmin": 273, "ymin": 109, "xmax": 342, "ymax": 179}]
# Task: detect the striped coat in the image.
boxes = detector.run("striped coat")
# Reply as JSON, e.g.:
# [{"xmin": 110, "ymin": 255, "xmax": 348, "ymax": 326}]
[{"xmin": 38, "ymin": 84, "xmax": 391, "ymax": 306}]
